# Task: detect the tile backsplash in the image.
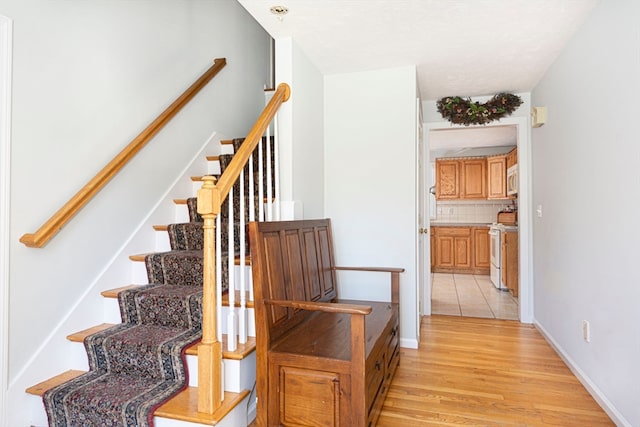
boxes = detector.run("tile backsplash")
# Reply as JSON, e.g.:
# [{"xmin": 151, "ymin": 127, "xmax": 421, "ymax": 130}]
[{"xmin": 432, "ymin": 200, "xmax": 512, "ymax": 224}]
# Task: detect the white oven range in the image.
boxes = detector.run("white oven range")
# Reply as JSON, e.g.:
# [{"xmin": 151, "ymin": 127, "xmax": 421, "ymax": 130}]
[{"xmin": 489, "ymin": 223, "xmax": 506, "ymax": 290}]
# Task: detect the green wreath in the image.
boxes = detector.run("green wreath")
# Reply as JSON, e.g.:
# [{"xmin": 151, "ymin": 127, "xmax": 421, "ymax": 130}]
[{"xmin": 437, "ymin": 93, "xmax": 523, "ymax": 126}]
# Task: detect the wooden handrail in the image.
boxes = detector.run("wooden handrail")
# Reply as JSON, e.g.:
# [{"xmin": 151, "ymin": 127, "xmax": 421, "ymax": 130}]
[
  {"xmin": 196, "ymin": 82, "xmax": 290, "ymax": 414},
  {"xmin": 214, "ymin": 82, "xmax": 290, "ymax": 200},
  {"xmin": 19, "ymin": 58, "xmax": 227, "ymax": 248}
]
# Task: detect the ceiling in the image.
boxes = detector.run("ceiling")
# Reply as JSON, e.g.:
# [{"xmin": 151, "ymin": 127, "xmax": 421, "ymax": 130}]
[{"xmin": 237, "ymin": 0, "xmax": 598, "ymax": 101}]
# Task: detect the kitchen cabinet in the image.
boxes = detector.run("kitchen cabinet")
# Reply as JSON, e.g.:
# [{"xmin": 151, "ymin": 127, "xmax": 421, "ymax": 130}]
[
  {"xmin": 501, "ymin": 231, "xmax": 519, "ymax": 297},
  {"xmin": 435, "ymin": 158, "xmax": 486, "ymax": 200},
  {"xmin": 432, "ymin": 226, "xmax": 490, "ymax": 274},
  {"xmin": 460, "ymin": 158, "xmax": 487, "ymax": 199},
  {"xmin": 487, "ymin": 155, "xmax": 507, "ymax": 199},
  {"xmin": 430, "ymin": 227, "xmax": 435, "ymax": 268},
  {"xmin": 435, "ymin": 159, "xmax": 460, "ymax": 199},
  {"xmin": 506, "ymin": 147, "xmax": 518, "ymax": 169},
  {"xmin": 473, "ymin": 228, "xmax": 491, "ymax": 271},
  {"xmin": 433, "ymin": 227, "xmax": 472, "ymax": 269}
]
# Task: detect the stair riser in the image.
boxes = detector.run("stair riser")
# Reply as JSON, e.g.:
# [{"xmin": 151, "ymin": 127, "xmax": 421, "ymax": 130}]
[{"xmin": 186, "ymin": 352, "xmax": 256, "ymax": 393}]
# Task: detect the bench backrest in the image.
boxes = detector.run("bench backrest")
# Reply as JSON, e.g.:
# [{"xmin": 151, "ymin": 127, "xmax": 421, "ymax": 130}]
[{"xmin": 248, "ymin": 218, "xmax": 338, "ymax": 344}]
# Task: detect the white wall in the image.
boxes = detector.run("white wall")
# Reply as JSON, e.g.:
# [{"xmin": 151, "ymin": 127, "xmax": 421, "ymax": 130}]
[
  {"xmin": 4, "ymin": 0, "xmax": 270, "ymax": 423},
  {"xmin": 274, "ymin": 38, "xmax": 324, "ymax": 219},
  {"xmin": 291, "ymin": 41, "xmax": 324, "ymax": 219},
  {"xmin": 324, "ymin": 66, "xmax": 418, "ymax": 348},
  {"xmin": 531, "ymin": 1, "xmax": 640, "ymax": 425}
]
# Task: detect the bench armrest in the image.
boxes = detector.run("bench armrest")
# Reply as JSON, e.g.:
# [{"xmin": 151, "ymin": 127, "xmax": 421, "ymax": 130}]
[
  {"xmin": 333, "ymin": 266, "xmax": 404, "ymax": 273},
  {"xmin": 332, "ymin": 266, "xmax": 403, "ymax": 304},
  {"xmin": 264, "ymin": 299, "xmax": 372, "ymax": 315}
]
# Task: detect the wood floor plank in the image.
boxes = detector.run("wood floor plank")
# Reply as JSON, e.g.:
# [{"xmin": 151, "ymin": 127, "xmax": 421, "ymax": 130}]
[{"xmin": 376, "ymin": 315, "xmax": 613, "ymax": 426}]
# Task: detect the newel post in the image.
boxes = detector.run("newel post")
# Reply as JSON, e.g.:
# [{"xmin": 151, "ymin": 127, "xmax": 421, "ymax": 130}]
[{"xmin": 196, "ymin": 175, "xmax": 223, "ymax": 413}]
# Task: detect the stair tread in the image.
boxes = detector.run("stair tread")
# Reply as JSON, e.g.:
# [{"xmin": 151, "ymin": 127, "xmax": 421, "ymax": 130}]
[
  {"xmin": 220, "ymin": 139, "xmax": 234, "ymax": 145},
  {"xmin": 101, "ymin": 284, "xmax": 138, "ymax": 298},
  {"xmin": 174, "ymin": 198, "xmax": 188, "ymax": 205},
  {"xmin": 155, "ymin": 386, "xmax": 250, "ymax": 425},
  {"xmin": 26, "ymin": 370, "xmax": 85, "ymax": 396},
  {"xmin": 66, "ymin": 323, "xmax": 255, "ymax": 360},
  {"xmin": 129, "ymin": 253, "xmax": 149, "ymax": 262},
  {"xmin": 103, "ymin": 286, "xmax": 253, "ymax": 307},
  {"xmin": 222, "ymin": 290, "xmax": 254, "ymax": 308},
  {"xmin": 153, "ymin": 224, "xmax": 168, "ymax": 231},
  {"xmin": 206, "ymin": 155, "xmax": 220, "ymax": 161},
  {"xmin": 27, "ymin": 374, "xmax": 248, "ymax": 425},
  {"xmin": 185, "ymin": 335, "xmax": 256, "ymax": 360},
  {"xmin": 67, "ymin": 323, "xmax": 115, "ymax": 342}
]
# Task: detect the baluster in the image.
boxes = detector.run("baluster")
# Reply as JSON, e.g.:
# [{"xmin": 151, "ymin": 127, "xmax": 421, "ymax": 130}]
[
  {"xmin": 274, "ymin": 115, "xmax": 281, "ymax": 220},
  {"xmin": 216, "ymin": 214, "xmax": 222, "ymax": 342},
  {"xmin": 239, "ymin": 164, "xmax": 247, "ymax": 344},
  {"xmin": 266, "ymin": 130, "xmax": 273, "ymax": 221},
  {"xmin": 227, "ymin": 186, "xmax": 236, "ymax": 351},
  {"xmin": 258, "ymin": 137, "xmax": 264, "ymax": 222}
]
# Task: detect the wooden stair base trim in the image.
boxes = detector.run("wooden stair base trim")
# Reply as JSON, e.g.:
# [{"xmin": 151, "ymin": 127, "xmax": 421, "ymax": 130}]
[
  {"xmin": 185, "ymin": 335, "xmax": 256, "ymax": 360},
  {"xmin": 155, "ymin": 387, "xmax": 249, "ymax": 424},
  {"xmin": 26, "ymin": 370, "xmax": 85, "ymax": 396},
  {"xmin": 101, "ymin": 285, "xmax": 137, "ymax": 298},
  {"xmin": 67, "ymin": 323, "xmax": 115, "ymax": 342}
]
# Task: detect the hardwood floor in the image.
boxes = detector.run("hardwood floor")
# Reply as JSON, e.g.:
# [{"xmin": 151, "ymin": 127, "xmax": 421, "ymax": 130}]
[{"xmin": 376, "ymin": 315, "xmax": 613, "ymax": 426}]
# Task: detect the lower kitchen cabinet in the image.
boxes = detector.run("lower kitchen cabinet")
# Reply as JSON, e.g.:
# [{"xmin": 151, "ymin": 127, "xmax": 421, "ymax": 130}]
[
  {"xmin": 473, "ymin": 228, "xmax": 491, "ymax": 270},
  {"xmin": 501, "ymin": 231, "xmax": 519, "ymax": 297},
  {"xmin": 432, "ymin": 226, "xmax": 490, "ymax": 274}
]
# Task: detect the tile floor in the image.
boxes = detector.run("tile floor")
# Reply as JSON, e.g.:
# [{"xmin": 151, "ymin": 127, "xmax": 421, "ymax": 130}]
[{"xmin": 431, "ymin": 273, "xmax": 519, "ymax": 320}]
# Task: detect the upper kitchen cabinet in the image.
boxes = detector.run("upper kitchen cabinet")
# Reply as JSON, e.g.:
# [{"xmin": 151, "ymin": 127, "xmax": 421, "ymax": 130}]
[
  {"xmin": 506, "ymin": 147, "xmax": 518, "ymax": 169},
  {"xmin": 435, "ymin": 159, "xmax": 460, "ymax": 199},
  {"xmin": 460, "ymin": 158, "xmax": 487, "ymax": 199},
  {"xmin": 487, "ymin": 155, "xmax": 507, "ymax": 199},
  {"xmin": 435, "ymin": 158, "xmax": 487, "ymax": 200}
]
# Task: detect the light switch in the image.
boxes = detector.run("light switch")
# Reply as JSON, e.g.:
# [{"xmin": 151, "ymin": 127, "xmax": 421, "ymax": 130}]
[{"xmin": 536, "ymin": 204, "xmax": 543, "ymax": 218}]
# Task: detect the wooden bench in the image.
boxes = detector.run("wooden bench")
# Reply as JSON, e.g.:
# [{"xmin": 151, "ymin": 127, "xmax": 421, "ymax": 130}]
[{"xmin": 248, "ymin": 219, "xmax": 404, "ymax": 427}]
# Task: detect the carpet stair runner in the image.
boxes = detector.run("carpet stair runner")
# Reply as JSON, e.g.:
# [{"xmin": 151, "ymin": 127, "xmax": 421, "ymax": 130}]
[{"xmin": 29, "ymin": 137, "xmax": 272, "ymax": 426}]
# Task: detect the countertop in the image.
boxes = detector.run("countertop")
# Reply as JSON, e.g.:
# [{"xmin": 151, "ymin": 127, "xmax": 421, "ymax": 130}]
[{"xmin": 430, "ymin": 222, "xmax": 492, "ymax": 228}]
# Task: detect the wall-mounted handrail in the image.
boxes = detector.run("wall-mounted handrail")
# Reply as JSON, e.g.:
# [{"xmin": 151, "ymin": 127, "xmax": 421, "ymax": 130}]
[
  {"xmin": 19, "ymin": 57, "xmax": 227, "ymax": 248},
  {"xmin": 196, "ymin": 82, "xmax": 290, "ymax": 414}
]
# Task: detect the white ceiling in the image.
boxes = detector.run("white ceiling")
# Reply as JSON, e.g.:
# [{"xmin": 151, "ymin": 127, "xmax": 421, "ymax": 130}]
[{"xmin": 238, "ymin": 0, "xmax": 598, "ymax": 101}]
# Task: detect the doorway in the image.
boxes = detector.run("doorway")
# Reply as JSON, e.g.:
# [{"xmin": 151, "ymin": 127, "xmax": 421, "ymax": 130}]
[{"xmin": 421, "ymin": 117, "xmax": 532, "ymax": 324}]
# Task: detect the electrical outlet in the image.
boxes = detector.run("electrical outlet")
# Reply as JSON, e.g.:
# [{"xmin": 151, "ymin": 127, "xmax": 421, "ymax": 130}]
[
  {"xmin": 448, "ymin": 207, "xmax": 454, "ymax": 214},
  {"xmin": 582, "ymin": 320, "xmax": 590, "ymax": 342}
]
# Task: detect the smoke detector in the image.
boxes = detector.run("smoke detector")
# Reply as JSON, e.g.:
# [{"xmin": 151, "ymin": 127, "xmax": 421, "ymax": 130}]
[{"xmin": 270, "ymin": 5, "xmax": 289, "ymax": 21}]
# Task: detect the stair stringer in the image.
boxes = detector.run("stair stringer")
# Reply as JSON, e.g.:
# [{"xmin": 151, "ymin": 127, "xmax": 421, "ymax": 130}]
[{"xmin": 14, "ymin": 131, "xmax": 230, "ymax": 427}]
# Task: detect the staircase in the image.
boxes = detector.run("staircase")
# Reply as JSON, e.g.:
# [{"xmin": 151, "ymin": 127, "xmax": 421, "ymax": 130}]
[{"xmin": 25, "ymin": 133, "xmax": 277, "ymax": 426}]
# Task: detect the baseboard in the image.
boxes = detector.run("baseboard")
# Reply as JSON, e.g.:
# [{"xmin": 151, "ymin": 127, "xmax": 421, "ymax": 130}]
[
  {"xmin": 400, "ymin": 338, "xmax": 418, "ymax": 349},
  {"xmin": 534, "ymin": 319, "xmax": 631, "ymax": 427}
]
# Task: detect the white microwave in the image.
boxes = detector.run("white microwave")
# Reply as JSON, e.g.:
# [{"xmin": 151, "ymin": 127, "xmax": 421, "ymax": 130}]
[{"xmin": 507, "ymin": 165, "xmax": 518, "ymax": 196}]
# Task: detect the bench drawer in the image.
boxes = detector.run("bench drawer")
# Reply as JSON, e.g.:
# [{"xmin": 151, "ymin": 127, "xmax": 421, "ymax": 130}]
[{"xmin": 366, "ymin": 349, "xmax": 386, "ymax": 415}]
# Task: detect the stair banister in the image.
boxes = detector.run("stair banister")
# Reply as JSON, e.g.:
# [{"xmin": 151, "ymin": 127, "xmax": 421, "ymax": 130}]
[
  {"xmin": 196, "ymin": 82, "xmax": 290, "ymax": 414},
  {"xmin": 19, "ymin": 57, "xmax": 227, "ymax": 248}
]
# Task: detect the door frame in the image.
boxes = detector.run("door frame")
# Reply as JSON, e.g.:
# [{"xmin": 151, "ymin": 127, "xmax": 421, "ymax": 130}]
[
  {"xmin": 0, "ymin": 14, "xmax": 12, "ymax": 425},
  {"xmin": 422, "ymin": 116, "xmax": 533, "ymax": 323}
]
